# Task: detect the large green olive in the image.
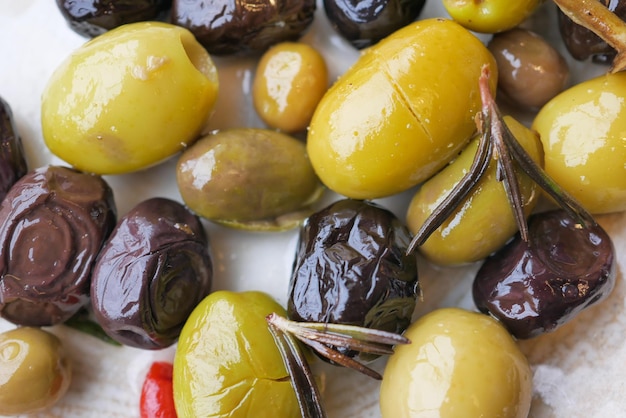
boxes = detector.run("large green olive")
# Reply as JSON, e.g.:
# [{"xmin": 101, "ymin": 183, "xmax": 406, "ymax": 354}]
[
  {"xmin": 307, "ymin": 18, "xmax": 496, "ymax": 199},
  {"xmin": 176, "ymin": 128, "xmax": 324, "ymax": 230},
  {"xmin": 380, "ymin": 308, "xmax": 532, "ymax": 418},
  {"xmin": 0, "ymin": 327, "xmax": 71, "ymax": 415},
  {"xmin": 173, "ymin": 290, "xmax": 300, "ymax": 417},
  {"xmin": 406, "ymin": 116, "xmax": 543, "ymax": 265}
]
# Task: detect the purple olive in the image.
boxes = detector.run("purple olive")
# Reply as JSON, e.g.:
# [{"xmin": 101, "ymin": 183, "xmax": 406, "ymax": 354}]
[
  {"xmin": 473, "ymin": 209, "xmax": 616, "ymax": 339},
  {"xmin": 90, "ymin": 197, "xmax": 212, "ymax": 350},
  {"xmin": 0, "ymin": 97, "xmax": 27, "ymax": 203},
  {"xmin": 0, "ymin": 165, "xmax": 117, "ymax": 326}
]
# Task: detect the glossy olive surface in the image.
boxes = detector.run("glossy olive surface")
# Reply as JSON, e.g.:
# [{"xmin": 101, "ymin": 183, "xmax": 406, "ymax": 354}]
[
  {"xmin": 406, "ymin": 116, "xmax": 543, "ymax": 266},
  {"xmin": 288, "ymin": 198, "xmax": 419, "ymax": 360},
  {"xmin": 55, "ymin": 0, "xmax": 172, "ymax": 37},
  {"xmin": 473, "ymin": 210, "xmax": 616, "ymax": 339},
  {"xmin": 0, "ymin": 327, "xmax": 72, "ymax": 415},
  {"xmin": 91, "ymin": 197, "xmax": 212, "ymax": 350},
  {"xmin": 173, "ymin": 290, "xmax": 300, "ymax": 417},
  {"xmin": 307, "ymin": 18, "xmax": 497, "ymax": 199},
  {"xmin": 323, "ymin": 0, "xmax": 425, "ymax": 49},
  {"xmin": 176, "ymin": 128, "xmax": 323, "ymax": 230},
  {"xmin": 442, "ymin": 0, "xmax": 543, "ymax": 33},
  {"xmin": 41, "ymin": 21, "xmax": 219, "ymax": 175},
  {"xmin": 380, "ymin": 308, "xmax": 532, "ymax": 418},
  {"xmin": 0, "ymin": 166, "xmax": 116, "ymax": 326},
  {"xmin": 171, "ymin": 0, "xmax": 316, "ymax": 55},
  {"xmin": 532, "ymin": 71, "xmax": 626, "ymax": 214},
  {"xmin": 0, "ymin": 96, "xmax": 28, "ymax": 203}
]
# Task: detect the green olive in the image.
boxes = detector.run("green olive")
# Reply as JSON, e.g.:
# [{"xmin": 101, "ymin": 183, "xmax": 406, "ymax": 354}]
[
  {"xmin": 307, "ymin": 18, "xmax": 497, "ymax": 199},
  {"xmin": 380, "ymin": 308, "xmax": 532, "ymax": 418},
  {"xmin": 253, "ymin": 42, "xmax": 328, "ymax": 133},
  {"xmin": 406, "ymin": 116, "xmax": 543, "ymax": 265},
  {"xmin": 442, "ymin": 0, "xmax": 543, "ymax": 34},
  {"xmin": 41, "ymin": 21, "xmax": 219, "ymax": 175},
  {"xmin": 176, "ymin": 128, "xmax": 324, "ymax": 230},
  {"xmin": 0, "ymin": 327, "xmax": 71, "ymax": 415},
  {"xmin": 532, "ymin": 72, "xmax": 626, "ymax": 214},
  {"xmin": 173, "ymin": 290, "xmax": 300, "ymax": 418}
]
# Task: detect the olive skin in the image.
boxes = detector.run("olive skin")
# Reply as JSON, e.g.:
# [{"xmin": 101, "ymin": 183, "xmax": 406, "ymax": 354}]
[
  {"xmin": 173, "ymin": 290, "xmax": 300, "ymax": 417},
  {"xmin": 171, "ymin": 0, "xmax": 316, "ymax": 55},
  {"xmin": 532, "ymin": 72, "xmax": 626, "ymax": 214},
  {"xmin": 91, "ymin": 197, "xmax": 213, "ymax": 350},
  {"xmin": 55, "ymin": 0, "xmax": 172, "ymax": 38},
  {"xmin": 406, "ymin": 116, "xmax": 543, "ymax": 266},
  {"xmin": 473, "ymin": 210, "xmax": 616, "ymax": 339},
  {"xmin": 442, "ymin": 0, "xmax": 543, "ymax": 34},
  {"xmin": 323, "ymin": 0, "xmax": 426, "ymax": 49},
  {"xmin": 307, "ymin": 18, "xmax": 497, "ymax": 199},
  {"xmin": 0, "ymin": 166, "xmax": 117, "ymax": 327},
  {"xmin": 288, "ymin": 198, "xmax": 419, "ymax": 360},
  {"xmin": 176, "ymin": 128, "xmax": 324, "ymax": 230},
  {"xmin": 41, "ymin": 22, "xmax": 219, "ymax": 175},
  {"xmin": 0, "ymin": 96, "xmax": 28, "ymax": 202},
  {"xmin": 380, "ymin": 308, "xmax": 532, "ymax": 418},
  {"xmin": 0, "ymin": 327, "xmax": 72, "ymax": 415}
]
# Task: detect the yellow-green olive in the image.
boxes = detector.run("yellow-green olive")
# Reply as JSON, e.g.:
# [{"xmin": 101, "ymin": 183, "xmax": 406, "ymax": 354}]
[
  {"xmin": 307, "ymin": 18, "xmax": 497, "ymax": 199},
  {"xmin": 176, "ymin": 128, "xmax": 324, "ymax": 230},
  {"xmin": 0, "ymin": 327, "xmax": 71, "ymax": 415},
  {"xmin": 380, "ymin": 308, "xmax": 532, "ymax": 418},
  {"xmin": 41, "ymin": 21, "xmax": 219, "ymax": 175},
  {"xmin": 532, "ymin": 72, "xmax": 626, "ymax": 214},
  {"xmin": 253, "ymin": 42, "xmax": 328, "ymax": 133},
  {"xmin": 442, "ymin": 0, "xmax": 543, "ymax": 34},
  {"xmin": 406, "ymin": 116, "xmax": 543, "ymax": 265}
]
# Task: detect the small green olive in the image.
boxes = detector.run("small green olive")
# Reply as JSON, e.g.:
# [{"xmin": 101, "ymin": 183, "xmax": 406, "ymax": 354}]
[
  {"xmin": 406, "ymin": 116, "xmax": 543, "ymax": 265},
  {"xmin": 380, "ymin": 308, "xmax": 532, "ymax": 418},
  {"xmin": 176, "ymin": 128, "xmax": 324, "ymax": 230},
  {"xmin": 442, "ymin": 0, "xmax": 543, "ymax": 34},
  {"xmin": 0, "ymin": 327, "xmax": 72, "ymax": 415}
]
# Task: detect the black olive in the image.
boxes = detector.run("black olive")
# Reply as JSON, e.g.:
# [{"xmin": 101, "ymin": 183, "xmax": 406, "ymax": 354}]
[
  {"xmin": 0, "ymin": 97, "xmax": 28, "ymax": 203},
  {"xmin": 171, "ymin": 0, "xmax": 317, "ymax": 55},
  {"xmin": 90, "ymin": 197, "xmax": 212, "ymax": 350},
  {"xmin": 473, "ymin": 209, "xmax": 616, "ymax": 339},
  {"xmin": 0, "ymin": 165, "xmax": 117, "ymax": 326},
  {"xmin": 287, "ymin": 198, "xmax": 419, "ymax": 361},
  {"xmin": 55, "ymin": 0, "xmax": 172, "ymax": 38},
  {"xmin": 323, "ymin": 0, "xmax": 425, "ymax": 49}
]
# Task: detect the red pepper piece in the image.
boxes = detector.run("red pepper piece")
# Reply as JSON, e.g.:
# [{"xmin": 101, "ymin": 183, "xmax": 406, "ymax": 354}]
[{"xmin": 140, "ymin": 361, "xmax": 177, "ymax": 418}]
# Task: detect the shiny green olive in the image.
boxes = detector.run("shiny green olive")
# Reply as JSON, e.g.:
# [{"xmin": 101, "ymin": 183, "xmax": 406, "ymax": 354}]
[
  {"xmin": 380, "ymin": 308, "xmax": 532, "ymax": 418},
  {"xmin": 0, "ymin": 327, "xmax": 72, "ymax": 415},
  {"xmin": 442, "ymin": 0, "xmax": 543, "ymax": 34},
  {"xmin": 307, "ymin": 18, "xmax": 496, "ymax": 199},
  {"xmin": 406, "ymin": 116, "xmax": 543, "ymax": 265},
  {"xmin": 173, "ymin": 290, "xmax": 300, "ymax": 417},
  {"xmin": 176, "ymin": 128, "xmax": 324, "ymax": 230}
]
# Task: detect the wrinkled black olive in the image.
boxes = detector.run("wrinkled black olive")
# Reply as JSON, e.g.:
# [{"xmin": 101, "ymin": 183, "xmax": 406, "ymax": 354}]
[
  {"xmin": 171, "ymin": 0, "xmax": 317, "ymax": 55},
  {"xmin": 90, "ymin": 197, "xmax": 212, "ymax": 350},
  {"xmin": 0, "ymin": 97, "xmax": 27, "ymax": 203},
  {"xmin": 287, "ymin": 198, "xmax": 419, "ymax": 360},
  {"xmin": 0, "ymin": 165, "xmax": 117, "ymax": 327},
  {"xmin": 473, "ymin": 209, "xmax": 616, "ymax": 339},
  {"xmin": 557, "ymin": 0, "xmax": 626, "ymax": 63},
  {"xmin": 323, "ymin": 0, "xmax": 425, "ymax": 49},
  {"xmin": 55, "ymin": 0, "xmax": 172, "ymax": 38}
]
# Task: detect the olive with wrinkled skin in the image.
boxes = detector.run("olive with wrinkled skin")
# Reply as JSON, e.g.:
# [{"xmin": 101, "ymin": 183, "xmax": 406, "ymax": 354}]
[
  {"xmin": 0, "ymin": 96, "xmax": 28, "ymax": 203},
  {"xmin": 473, "ymin": 210, "xmax": 616, "ymax": 339},
  {"xmin": 307, "ymin": 18, "xmax": 497, "ymax": 199},
  {"xmin": 91, "ymin": 197, "xmax": 212, "ymax": 350},
  {"xmin": 406, "ymin": 116, "xmax": 543, "ymax": 266},
  {"xmin": 0, "ymin": 327, "xmax": 72, "ymax": 415},
  {"xmin": 288, "ymin": 198, "xmax": 419, "ymax": 361},
  {"xmin": 171, "ymin": 0, "xmax": 316, "ymax": 55},
  {"xmin": 488, "ymin": 28, "xmax": 569, "ymax": 110},
  {"xmin": 323, "ymin": 0, "xmax": 426, "ymax": 49},
  {"xmin": 173, "ymin": 290, "xmax": 300, "ymax": 417},
  {"xmin": 0, "ymin": 165, "xmax": 117, "ymax": 326},
  {"xmin": 55, "ymin": 0, "xmax": 172, "ymax": 38},
  {"xmin": 176, "ymin": 128, "xmax": 324, "ymax": 231}
]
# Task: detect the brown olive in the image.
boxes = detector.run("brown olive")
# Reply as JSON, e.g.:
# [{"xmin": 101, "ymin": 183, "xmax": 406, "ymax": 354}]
[{"xmin": 488, "ymin": 27, "xmax": 569, "ymax": 110}]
